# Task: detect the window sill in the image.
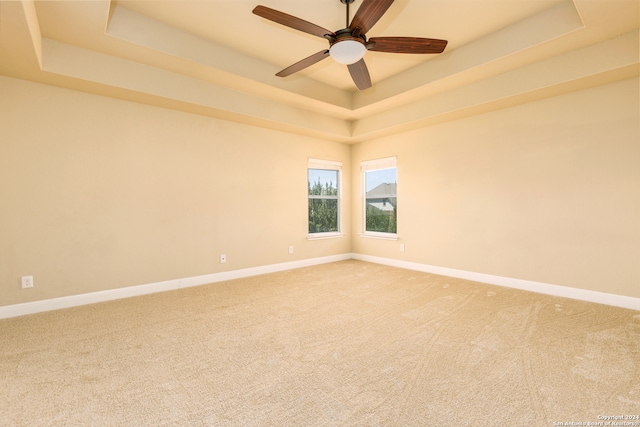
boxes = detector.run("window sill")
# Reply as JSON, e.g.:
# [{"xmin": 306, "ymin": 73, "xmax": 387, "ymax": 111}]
[
  {"xmin": 308, "ymin": 232, "xmax": 345, "ymax": 240},
  {"xmin": 358, "ymin": 232, "xmax": 398, "ymax": 241}
]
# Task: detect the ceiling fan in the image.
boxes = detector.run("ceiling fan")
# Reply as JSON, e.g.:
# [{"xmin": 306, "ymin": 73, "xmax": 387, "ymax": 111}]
[{"xmin": 252, "ymin": 0, "xmax": 448, "ymax": 90}]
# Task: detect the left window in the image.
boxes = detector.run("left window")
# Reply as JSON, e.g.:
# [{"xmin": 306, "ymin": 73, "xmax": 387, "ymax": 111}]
[{"xmin": 308, "ymin": 159, "xmax": 342, "ymax": 237}]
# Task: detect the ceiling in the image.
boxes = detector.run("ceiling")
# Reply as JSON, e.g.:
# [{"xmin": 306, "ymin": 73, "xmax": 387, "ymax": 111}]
[{"xmin": 0, "ymin": 0, "xmax": 638, "ymax": 143}]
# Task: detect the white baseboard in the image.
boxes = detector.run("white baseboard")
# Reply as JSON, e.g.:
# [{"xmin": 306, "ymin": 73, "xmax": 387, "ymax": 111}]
[
  {"xmin": 2, "ymin": 253, "xmax": 637, "ymax": 319},
  {"xmin": 352, "ymin": 254, "xmax": 640, "ymax": 311},
  {"xmin": 0, "ymin": 254, "xmax": 351, "ymax": 320}
]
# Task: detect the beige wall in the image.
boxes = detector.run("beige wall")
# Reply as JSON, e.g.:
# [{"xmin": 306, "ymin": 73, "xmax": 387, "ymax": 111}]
[
  {"xmin": 352, "ymin": 77, "xmax": 640, "ymax": 298},
  {"xmin": 2, "ymin": 75, "xmax": 638, "ymax": 307},
  {"xmin": 0, "ymin": 76, "xmax": 351, "ymax": 306}
]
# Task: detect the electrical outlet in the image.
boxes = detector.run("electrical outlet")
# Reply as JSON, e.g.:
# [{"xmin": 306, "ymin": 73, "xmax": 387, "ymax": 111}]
[
  {"xmin": 21, "ymin": 276, "xmax": 33, "ymax": 289},
  {"xmin": 220, "ymin": 254, "xmax": 226, "ymax": 264},
  {"xmin": 288, "ymin": 246, "xmax": 294, "ymax": 254},
  {"xmin": 400, "ymin": 244, "xmax": 405, "ymax": 252}
]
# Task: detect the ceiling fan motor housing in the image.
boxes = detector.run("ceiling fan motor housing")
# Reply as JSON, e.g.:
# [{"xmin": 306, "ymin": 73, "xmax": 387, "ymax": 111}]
[
  {"xmin": 329, "ymin": 28, "xmax": 368, "ymax": 46},
  {"xmin": 328, "ymin": 29, "xmax": 368, "ymax": 65}
]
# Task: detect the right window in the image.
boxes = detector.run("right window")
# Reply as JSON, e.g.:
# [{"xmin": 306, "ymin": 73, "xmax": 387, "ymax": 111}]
[{"xmin": 362, "ymin": 157, "xmax": 397, "ymax": 237}]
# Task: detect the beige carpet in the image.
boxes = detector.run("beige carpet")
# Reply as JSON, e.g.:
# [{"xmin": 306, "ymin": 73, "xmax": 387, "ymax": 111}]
[{"xmin": 1, "ymin": 260, "xmax": 639, "ymax": 426}]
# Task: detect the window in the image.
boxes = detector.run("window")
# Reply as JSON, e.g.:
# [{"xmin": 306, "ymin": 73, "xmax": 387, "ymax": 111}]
[
  {"xmin": 362, "ymin": 157, "xmax": 397, "ymax": 237},
  {"xmin": 308, "ymin": 159, "xmax": 342, "ymax": 237}
]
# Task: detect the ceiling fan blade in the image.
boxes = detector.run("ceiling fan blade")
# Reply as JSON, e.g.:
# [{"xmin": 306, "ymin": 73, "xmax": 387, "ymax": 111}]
[
  {"xmin": 349, "ymin": 0, "xmax": 394, "ymax": 35},
  {"xmin": 276, "ymin": 50, "xmax": 330, "ymax": 77},
  {"xmin": 347, "ymin": 59, "xmax": 372, "ymax": 91},
  {"xmin": 368, "ymin": 37, "xmax": 448, "ymax": 54},
  {"xmin": 253, "ymin": 6, "xmax": 334, "ymax": 39}
]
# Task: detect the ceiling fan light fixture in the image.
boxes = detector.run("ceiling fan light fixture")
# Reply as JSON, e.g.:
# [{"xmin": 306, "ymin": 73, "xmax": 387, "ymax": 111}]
[{"xmin": 329, "ymin": 39, "xmax": 366, "ymax": 65}]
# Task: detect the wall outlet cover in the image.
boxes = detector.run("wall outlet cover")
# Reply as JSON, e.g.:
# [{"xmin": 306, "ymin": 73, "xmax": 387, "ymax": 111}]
[{"xmin": 21, "ymin": 276, "xmax": 33, "ymax": 289}]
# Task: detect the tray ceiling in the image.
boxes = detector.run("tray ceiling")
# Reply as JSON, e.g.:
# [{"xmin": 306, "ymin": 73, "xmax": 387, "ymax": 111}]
[{"xmin": 0, "ymin": 0, "xmax": 638, "ymax": 143}]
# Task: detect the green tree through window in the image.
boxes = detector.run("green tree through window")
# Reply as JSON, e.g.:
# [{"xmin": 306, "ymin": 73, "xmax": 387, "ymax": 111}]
[
  {"xmin": 364, "ymin": 166, "xmax": 397, "ymax": 235},
  {"xmin": 308, "ymin": 169, "xmax": 339, "ymax": 234}
]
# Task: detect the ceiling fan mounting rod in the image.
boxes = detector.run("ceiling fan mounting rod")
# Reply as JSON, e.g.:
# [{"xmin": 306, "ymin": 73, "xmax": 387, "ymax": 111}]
[{"xmin": 340, "ymin": 0, "xmax": 356, "ymax": 28}]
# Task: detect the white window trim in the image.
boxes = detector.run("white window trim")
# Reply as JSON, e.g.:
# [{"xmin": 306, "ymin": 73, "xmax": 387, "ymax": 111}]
[
  {"xmin": 308, "ymin": 158, "xmax": 344, "ymax": 239},
  {"xmin": 308, "ymin": 231, "xmax": 345, "ymax": 240},
  {"xmin": 360, "ymin": 156, "xmax": 398, "ymax": 240},
  {"xmin": 360, "ymin": 156, "xmax": 397, "ymax": 171},
  {"xmin": 308, "ymin": 158, "xmax": 342, "ymax": 170},
  {"xmin": 358, "ymin": 231, "xmax": 398, "ymax": 240}
]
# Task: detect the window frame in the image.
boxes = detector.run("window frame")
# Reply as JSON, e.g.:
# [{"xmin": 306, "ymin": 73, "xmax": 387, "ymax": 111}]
[
  {"xmin": 307, "ymin": 158, "xmax": 344, "ymax": 240},
  {"xmin": 361, "ymin": 156, "xmax": 398, "ymax": 240}
]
